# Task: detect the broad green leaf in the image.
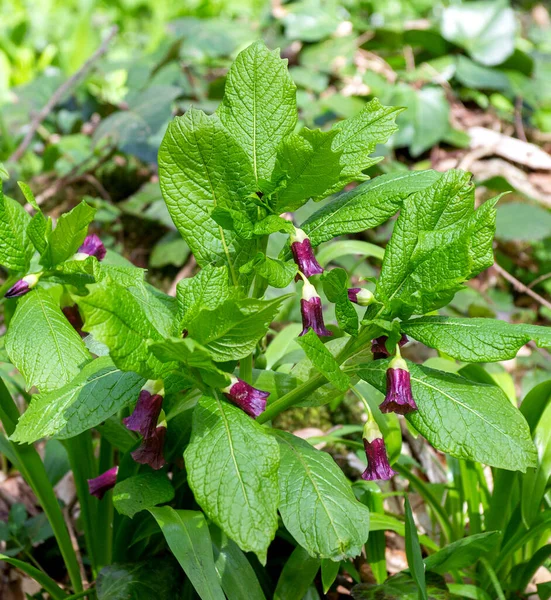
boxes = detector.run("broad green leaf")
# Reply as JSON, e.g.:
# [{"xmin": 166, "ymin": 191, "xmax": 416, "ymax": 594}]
[
  {"xmin": 296, "ymin": 330, "xmax": 349, "ymax": 392},
  {"xmin": 149, "ymin": 337, "xmax": 229, "ymax": 388},
  {"xmin": 405, "ymin": 496, "xmax": 427, "ymax": 600},
  {"xmin": 240, "ymin": 253, "xmax": 297, "ymax": 288},
  {"xmin": 273, "ymin": 128, "xmax": 343, "ymax": 212},
  {"xmin": 40, "ymin": 200, "xmax": 96, "ymax": 267},
  {"xmin": 316, "ymin": 240, "xmax": 384, "ymax": 266},
  {"xmin": 325, "ymin": 98, "xmax": 402, "ymax": 194},
  {"xmin": 6, "ymin": 288, "xmax": 90, "ymax": 393},
  {"xmin": 217, "ymin": 40, "xmax": 297, "ymax": 182},
  {"xmin": 359, "ymin": 361, "xmax": 537, "ymax": 472},
  {"xmin": 96, "ymin": 559, "xmax": 182, "ymax": 600},
  {"xmin": 299, "ymin": 170, "xmax": 440, "ymax": 248},
  {"xmin": 424, "ymin": 532, "xmax": 500, "ymax": 574},
  {"xmin": 113, "ymin": 472, "xmax": 174, "ymax": 518},
  {"xmin": 402, "ymin": 317, "xmax": 551, "ymax": 363},
  {"xmin": 76, "ymin": 278, "xmax": 177, "ymax": 379},
  {"xmin": 212, "ymin": 209, "xmax": 294, "ymax": 240},
  {"xmin": 11, "ymin": 356, "xmax": 145, "ymax": 443},
  {"xmin": 0, "ymin": 185, "xmax": 33, "ymax": 272},
  {"xmin": 185, "ymin": 395, "xmax": 280, "ymax": 563},
  {"xmin": 158, "ymin": 108, "xmax": 256, "ymax": 280},
  {"xmin": 274, "ymin": 545, "xmax": 320, "ymax": 600},
  {"xmin": 210, "ymin": 525, "xmax": 266, "ymax": 600},
  {"xmin": 176, "ymin": 265, "xmax": 232, "ymax": 326},
  {"xmin": 273, "ymin": 429, "xmax": 370, "ymax": 560},
  {"xmin": 321, "ymin": 558, "xmax": 340, "ymax": 594},
  {"xmin": 440, "ymin": 0, "xmax": 516, "ymax": 66},
  {"xmin": 18, "ymin": 182, "xmax": 51, "ymax": 255},
  {"xmin": 149, "ymin": 508, "xmax": 225, "ymax": 600},
  {"xmin": 352, "ymin": 572, "xmax": 461, "ymax": 600},
  {"xmin": 185, "ymin": 296, "xmax": 289, "ymax": 362},
  {"xmin": 496, "ymin": 202, "xmax": 551, "ymax": 242}
]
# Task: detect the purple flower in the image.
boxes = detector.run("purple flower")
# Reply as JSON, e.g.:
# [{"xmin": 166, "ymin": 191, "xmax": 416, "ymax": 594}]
[
  {"xmin": 371, "ymin": 334, "xmax": 408, "ymax": 358},
  {"xmin": 347, "ymin": 287, "xmax": 374, "ymax": 306},
  {"xmin": 379, "ymin": 356, "xmax": 418, "ymax": 415},
  {"xmin": 131, "ymin": 425, "xmax": 166, "ymax": 470},
  {"xmin": 5, "ymin": 273, "xmax": 40, "ymax": 299},
  {"xmin": 361, "ymin": 421, "xmax": 396, "ymax": 482},
  {"xmin": 290, "ymin": 228, "xmax": 323, "ymax": 278},
  {"xmin": 88, "ymin": 466, "xmax": 118, "ymax": 499},
  {"xmin": 75, "ymin": 234, "xmax": 106, "ymax": 261},
  {"xmin": 123, "ymin": 386, "xmax": 164, "ymax": 439},
  {"xmin": 300, "ymin": 280, "xmax": 332, "ymax": 337},
  {"xmin": 223, "ymin": 376, "xmax": 270, "ymax": 418}
]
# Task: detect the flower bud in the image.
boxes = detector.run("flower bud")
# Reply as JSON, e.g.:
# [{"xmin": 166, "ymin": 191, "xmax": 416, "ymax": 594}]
[
  {"xmin": 361, "ymin": 421, "xmax": 396, "ymax": 481},
  {"xmin": 290, "ymin": 228, "xmax": 323, "ymax": 277},
  {"xmin": 223, "ymin": 376, "xmax": 270, "ymax": 418},
  {"xmin": 123, "ymin": 381, "xmax": 164, "ymax": 439},
  {"xmin": 88, "ymin": 466, "xmax": 118, "ymax": 499},
  {"xmin": 347, "ymin": 287, "xmax": 374, "ymax": 306},
  {"xmin": 300, "ymin": 280, "xmax": 332, "ymax": 337},
  {"xmin": 5, "ymin": 273, "xmax": 41, "ymax": 299},
  {"xmin": 371, "ymin": 334, "xmax": 408, "ymax": 358},
  {"xmin": 379, "ymin": 355, "xmax": 418, "ymax": 415},
  {"xmin": 73, "ymin": 234, "xmax": 106, "ymax": 261},
  {"xmin": 131, "ymin": 424, "xmax": 166, "ymax": 470}
]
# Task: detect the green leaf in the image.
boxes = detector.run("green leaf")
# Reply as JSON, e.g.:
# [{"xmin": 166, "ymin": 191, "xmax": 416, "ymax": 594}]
[
  {"xmin": 113, "ymin": 472, "xmax": 174, "ymax": 518},
  {"xmin": 496, "ymin": 202, "xmax": 551, "ymax": 242},
  {"xmin": 405, "ymin": 495, "xmax": 427, "ymax": 600},
  {"xmin": 6, "ymin": 288, "xmax": 90, "ymax": 393},
  {"xmin": 96, "ymin": 559, "xmax": 182, "ymax": 600},
  {"xmin": 185, "ymin": 296, "xmax": 289, "ymax": 362},
  {"xmin": 299, "ymin": 170, "xmax": 440, "ymax": 248},
  {"xmin": 11, "ymin": 356, "xmax": 145, "ymax": 443},
  {"xmin": 240, "ymin": 253, "xmax": 297, "ymax": 288},
  {"xmin": 440, "ymin": 0, "xmax": 516, "ymax": 66},
  {"xmin": 212, "ymin": 210, "xmax": 294, "ymax": 240},
  {"xmin": 210, "ymin": 525, "xmax": 267, "ymax": 600},
  {"xmin": 316, "ymin": 240, "xmax": 384, "ymax": 266},
  {"xmin": 402, "ymin": 317, "xmax": 551, "ymax": 363},
  {"xmin": 424, "ymin": 532, "xmax": 500, "ymax": 574},
  {"xmin": 0, "ymin": 185, "xmax": 33, "ymax": 272},
  {"xmin": 321, "ymin": 558, "xmax": 340, "ymax": 594},
  {"xmin": 273, "ymin": 429, "xmax": 370, "ymax": 560},
  {"xmin": 148, "ymin": 337, "xmax": 229, "ymax": 388},
  {"xmin": 352, "ymin": 572, "xmax": 461, "ymax": 600},
  {"xmin": 325, "ymin": 98, "xmax": 402, "ymax": 194},
  {"xmin": 176, "ymin": 265, "xmax": 232, "ymax": 326},
  {"xmin": 359, "ymin": 361, "xmax": 537, "ymax": 472},
  {"xmin": 0, "ymin": 554, "xmax": 65, "ymax": 600},
  {"xmin": 217, "ymin": 40, "xmax": 297, "ymax": 183},
  {"xmin": 273, "ymin": 128, "xmax": 343, "ymax": 212},
  {"xmin": 321, "ymin": 267, "xmax": 358, "ymax": 334},
  {"xmin": 274, "ymin": 545, "xmax": 320, "ymax": 600},
  {"xmin": 40, "ymin": 200, "xmax": 96, "ymax": 267},
  {"xmin": 158, "ymin": 108, "xmax": 256, "ymax": 281},
  {"xmin": 296, "ymin": 329, "xmax": 349, "ymax": 392},
  {"xmin": 149, "ymin": 508, "xmax": 226, "ymax": 600},
  {"xmin": 184, "ymin": 395, "xmax": 280, "ymax": 563},
  {"xmin": 76, "ymin": 278, "xmax": 177, "ymax": 379}
]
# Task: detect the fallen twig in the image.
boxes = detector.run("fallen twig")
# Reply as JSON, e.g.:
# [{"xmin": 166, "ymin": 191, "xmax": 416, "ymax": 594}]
[
  {"xmin": 493, "ymin": 261, "xmax": 551, "ymax": 313},
  {"xmin": 9, "ymin": 26, "xmax": 118, "ymax": 163}
]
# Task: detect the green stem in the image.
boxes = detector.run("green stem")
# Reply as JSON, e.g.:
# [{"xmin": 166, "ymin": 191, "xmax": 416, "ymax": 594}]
[
  {"xmin": 480, "ymin": 558, "xmax": 506, "ymax": 600},
  {"xmin": 96, "ymin": 437, "xmax": 114, "ymax": 570},
  {"xmin": 0, "ymin": 378, "xmax": 83, "ymax": 593},
  {"xmin": 66, "ymin": 588, "xmax": 97, "ymax": 599},
  {"xmin": 64, "ymin": 432, "xmax": 100, "ymax": 577},
  {"xmin": 239, "ymin": 354, "xmax": 253, "ymax": 384}
]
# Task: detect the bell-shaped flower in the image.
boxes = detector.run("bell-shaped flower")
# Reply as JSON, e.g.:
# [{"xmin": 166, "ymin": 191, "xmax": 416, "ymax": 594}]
[
  {"xmin": 131, "ymin": 424, "xmax": 166, "ymax": 470},
  {"xmin": 371, "ymin": 334, "xmax": 408, "ymax": 358},
  {"xmin": 88, "ymin": 466, "xmax": 118, "ymax": 499},
  {"xmin": 379, "ymin": 354, "xmax": 418, "ymax": 415},
  {"xmin": 361, "ymin": 420, "xmax": 396, "ymax": 482},
  {"xmin": 347, "ymin": 287, "xmax": 374, "ymax": 306},
  {"xmin": 123, "ymin": 381, "xmax": 164, "ymax": 439},
  {"xmin": 74, "ymin": 234, "xmax": 106, "ymax": 261},
  {"xmin": 223, "ymin": 376, "xmax": 269, "ymax": 418},
  {"xmin": 5, "ymin": 273, "xmax": 41, "ymax": 299},
  {"xmin": 290, "ymin": 228, "xmax": 323, "ymax": 277},
  {"xmin": 300, "ymin": 279, "xmax": 332, "ymax": 337}
]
